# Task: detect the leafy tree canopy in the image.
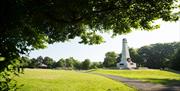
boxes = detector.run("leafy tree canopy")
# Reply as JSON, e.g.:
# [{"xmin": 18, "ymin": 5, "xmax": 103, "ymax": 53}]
[
  {"xmin": 137, "ymin": 42, "xmax": 180, "ymax": 68},
  {"xmin": 129, "ymin": 48, "xmax": 143, "ymax": 66},
  {"xmin": 82, "ymin": 59, "xmax": 91, "ymax": 70},
  {"xmin": 103, "ymin": 52, "xmax": 117, "ymax": 67},
  {"xmin": 171, "ymin": 49, "xmax": 180, "ymax": 71},
  {"xmin": 43, "ymin": 56, "xmax": 54, "ymax": 68}
]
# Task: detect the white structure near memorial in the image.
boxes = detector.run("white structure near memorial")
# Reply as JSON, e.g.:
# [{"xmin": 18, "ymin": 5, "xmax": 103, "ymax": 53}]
[{"xmin": 117, "ymin": 38, "xmax": 137, "ymax": 69}]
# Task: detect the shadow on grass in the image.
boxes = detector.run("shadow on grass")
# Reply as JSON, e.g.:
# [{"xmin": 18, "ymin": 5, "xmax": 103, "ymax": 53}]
[
  {"xmin": 166, "ymin": 69, "xmax": 180, "ymax": 74},
  {"xmin": 144, "ymin": 78, "xmax": 180, "ymax": 86}
]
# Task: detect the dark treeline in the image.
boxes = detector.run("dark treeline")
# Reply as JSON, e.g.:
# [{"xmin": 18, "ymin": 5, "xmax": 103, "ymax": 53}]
[
  {"xmin": 21, "ymin": 56, "xmax": 103, "ymax": 70},
  {"xmin": 103, "ymin": 42, "xmax": 180, "ymax": 71},
  {"xmin": 131, "ymin": 42, "xmax": 180, "ymax": 70},
  {"xmin": 21, "ymin": 42, "xmax": 180, "ymax": 71}
]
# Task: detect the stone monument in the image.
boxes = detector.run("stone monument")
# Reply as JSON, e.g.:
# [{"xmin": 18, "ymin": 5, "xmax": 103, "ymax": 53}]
[{"xmin": 117, "ymin": 38, "xmax": 136, "ymax": 69}]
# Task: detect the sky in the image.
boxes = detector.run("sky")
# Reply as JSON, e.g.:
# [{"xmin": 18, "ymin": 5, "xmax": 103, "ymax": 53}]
[{"xmin": 29, "ymin": 21, "xmax": 180, "ymax": 62}]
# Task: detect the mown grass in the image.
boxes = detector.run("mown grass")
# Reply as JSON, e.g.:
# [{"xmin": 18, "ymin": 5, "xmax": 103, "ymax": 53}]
[
  {"xmin": 92, "ymin": 69, "xmax": 180, "ymax": 85},
  {"xmin": 15, "ymin": 69, "xmax": 136, "ymax": 91}
]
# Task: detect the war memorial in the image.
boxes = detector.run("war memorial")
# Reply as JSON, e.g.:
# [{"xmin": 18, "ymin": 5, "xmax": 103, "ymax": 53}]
[{"xmin": 117, "ymin": 38, "xmax": 136, "ymax": 69}]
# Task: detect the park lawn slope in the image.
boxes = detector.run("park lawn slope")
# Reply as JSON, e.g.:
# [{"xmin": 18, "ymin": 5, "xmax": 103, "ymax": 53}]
[
  {"xmin": 92, "ymin": 69, "xmax": 180, "ymax": 85},
  {"xmin": 15, "ymin": 69, "xmax": 136, "ymax": 91}
]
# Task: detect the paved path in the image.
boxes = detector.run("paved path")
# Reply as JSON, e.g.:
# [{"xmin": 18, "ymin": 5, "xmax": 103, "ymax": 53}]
[{"xmin": 94, "ymin": 73, "xmax": 180, "ymax": 91}]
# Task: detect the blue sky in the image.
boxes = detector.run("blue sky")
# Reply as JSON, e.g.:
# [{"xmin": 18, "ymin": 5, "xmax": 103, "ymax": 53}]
[{"xmin": 29, "ymin": 21, "xmax": 180, "ymax": 62}]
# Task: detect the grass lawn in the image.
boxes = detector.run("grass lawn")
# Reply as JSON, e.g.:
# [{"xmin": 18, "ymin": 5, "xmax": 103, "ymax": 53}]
[
  {"xmin": 92, "ymin": 69, "xmax": 180, "ymax": 85},
  {"xmin": 15, "ymin": 69, "xmax": 136, "ymax": 91}
]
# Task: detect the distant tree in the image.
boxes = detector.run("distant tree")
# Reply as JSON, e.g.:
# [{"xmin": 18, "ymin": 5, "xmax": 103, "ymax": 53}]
[
  {"xmin": 20, "ymin": 56, "xmax": 31, "ymax": 68},
  {"xmin": 90, "ymin": 62, "xmax": 103, "ymax": 69},
  {"xmin": 90, "ymin": 62, "xmax": 98, "ymax": 69},
  {"xmin": 116, "ymin": 54, "xmax": 121, "ymax": 63},
  {"xmin": 36, "ymin": 56, "xmax": 44, "ymax": 66},
  {"xmin": 82, "ymin": 59, "xmax": 91, "ymax": 70},
  {"xmin": 43, "ymin": 57, "xmax": 54, "ymax": 68},
  {"xmin": 50, "ymin": 61, "xmax": 57, "ymax": 68},
  {"xmin": 28, "ymin": 58, "xmax": 38, "ymax": 68},
  {"xmin": 171, "ymin": 49, "xmax": 180, "ymax": 71},
  {"xmin": 73, "ymin": 61, "xmax": 82, "ymax": 70},
  {"xmin": 103, "ymin": 52, "xmax": 117, "ymax": 68},
  {"xmin": 97, "ymin": 62, "xmax": 104, "ymax": 68},
  {"xmin": 65, "ymin": 57, "xmax": 76, "ymax": 68},
  {"xmin": 138, "ymin": 42, "xmax": 180, "ymax": 69},
  {"xmin": 56, "ymin": 58, "xmax": 66, "ymax": 68},
  {"xmin": 55, "ymin": 57, "xmax": 81, "ymax": 69},
  {"xmin": 129, "ymin": 48, "xmax": 143, "ymax": 67}
]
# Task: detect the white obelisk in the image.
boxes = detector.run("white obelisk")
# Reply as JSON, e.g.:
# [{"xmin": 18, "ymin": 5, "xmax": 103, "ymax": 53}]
[{"xmin": 117, "ymin": 38, "xmax": 136, "ymax": 69}]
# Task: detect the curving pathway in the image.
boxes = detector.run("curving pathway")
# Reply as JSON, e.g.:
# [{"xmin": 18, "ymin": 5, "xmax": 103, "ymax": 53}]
[{"xmin": 94, "ymin": 73, "xmax": 180, "ymax": 91}]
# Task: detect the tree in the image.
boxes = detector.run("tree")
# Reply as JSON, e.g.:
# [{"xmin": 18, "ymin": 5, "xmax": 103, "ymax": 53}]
[
  {"xmin": 0, "ymin": 0, "xmax": 179, "ymax": 90},
  {"xmin": 97, "ymin": 62, "xmax": 104, "ymax": 68},
  {"xmin": 90, "ymin": 62, "xmax": 99, "ymax": 69},
  {"xmin": 103, "ymin": 52, "xmax": 117, "ymax": 68},
  {"xmin": 56, "ymin": 58, "xmax": 66, "ymax": 68},
  {"xmin": 116, "ymin": 54, "xmax": 121, "ymax": 63},
  {"xmin": 81, "ymin": 59, "xmax": 91, "ymax": 70},
  {"xmin": 28, "ymin": 58, "xmax": 38, "ymax": 68},
  {"xmin": 73, "ymin": 60, "xmax": 82, "ymax": 70},
  {"xmin": 138, "ymin": 42, "xmax": 180, "ymax": 68},
  {"xmin": 36, "ymin": 56, "xmax": 44, "ymax": 67},
  {"xmin": 171, "ymin": 49, "xmax": 180, "ymax": 71},
  {"xmin": 20, "ymin": 56, "xmax": 31, "ymax": 68},
  {"xmin": 129, "ymin": 48, "xmax": 143, "ymax": 67},
  {"xmin": 55, "ymin": 57, "xmax": 81, "ymax": 69},
  {"xmin": 65, "ymin": 57, "xmax": 76, "ymax": 69},
  {"xmin": 43, "ymin": 56, "xmax": 54, "ymax": 68}
]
